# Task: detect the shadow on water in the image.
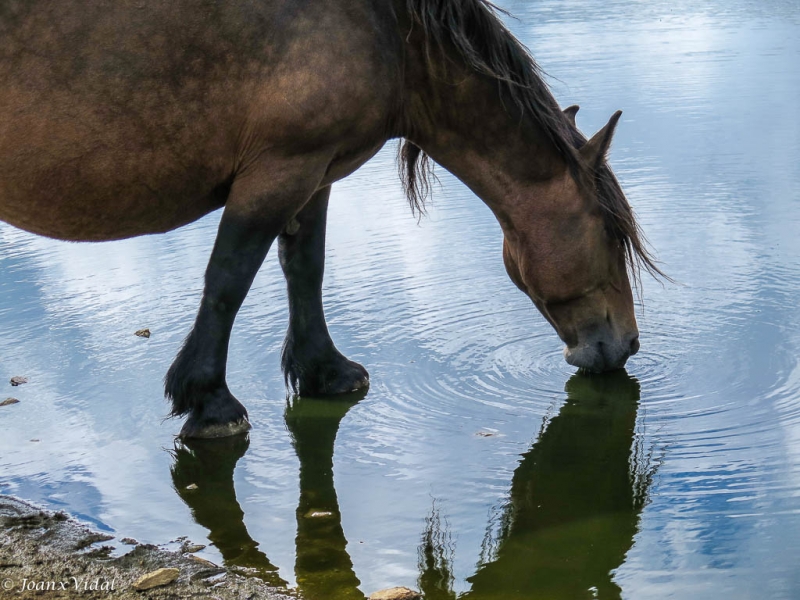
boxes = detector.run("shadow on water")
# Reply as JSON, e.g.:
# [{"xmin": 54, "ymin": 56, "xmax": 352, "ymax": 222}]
[
  {"xmin": 419, "ymin": 370, "xmax": 652, "ymax": 600},
  {"xmin": 170, "ymin": 373, "xmax": 653, "ymax": 599},
  {"xmin": 171, "ymin": 391, "xmax": 367, "ymax": 599}
]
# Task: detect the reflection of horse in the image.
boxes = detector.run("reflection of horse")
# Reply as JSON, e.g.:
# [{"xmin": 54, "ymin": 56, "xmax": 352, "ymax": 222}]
[
  {"xmin": 171, "ymin": 393, "xmax": 366, "ymax": 599},
  {"xmin": 171, "ymin": 373, "xmax": 654, "ymax": 599},
  {"xmin": 170, "ymin": 435, "xmax": 288, "ymax": 587},
  {"xmin": 419, "ymin": 371, "xmax": 653, "ymax": 600},
  {"xmin": 285, "ymin": 396, "xmax": 366, "ymax": 600},
  {"xmin": 0, "ymin": 0, "xmax": 658, "ymax": 438}
]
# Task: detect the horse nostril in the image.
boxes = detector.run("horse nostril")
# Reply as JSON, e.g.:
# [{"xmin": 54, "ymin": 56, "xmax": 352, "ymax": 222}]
[{"xmin": 629, "ymin": 335, "xmax": 640, "ymax": 356}]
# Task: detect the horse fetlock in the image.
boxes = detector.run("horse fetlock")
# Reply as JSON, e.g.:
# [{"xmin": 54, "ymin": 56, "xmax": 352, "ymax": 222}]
[
  {"xmin": 282, "ymin": 342, "xmax": 369, "ymax": 396},
  {"xmin": 178, "ymin": 387, "xmax": 251, "ymax": 439}
]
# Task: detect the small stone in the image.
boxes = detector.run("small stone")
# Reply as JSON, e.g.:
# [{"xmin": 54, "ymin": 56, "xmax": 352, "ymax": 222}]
[
  {"xmin": 134, "ymin": 329, "xmax": 151, "ymax": 338},
  {"xmin": 182, "ymin": 543, "xmax": 206, "ymax": 554},
  {"xmin": 188, "ymin": 555, "xmax": 218, "ymax": 568},
  {"xmin": 368, "ymin": 587, "xmax": 422, "ymax": 600},
  {"xmin": 185, "ymin": 484, "xmax": 198, "ymax": 490},
  {"xmin": 120, "ymin": 537, "xmax": 138, "ymax": 545},
  {"xmin": 133, "ymin": 567, "xmax": 180, "ymax": 591},
  {"xmin": 1, "ymin": 398, "xmax": 20, "ymax": 406},
  {"xmin": 10, "ymin": 376, "xmax": 28, "ymax": 386}
]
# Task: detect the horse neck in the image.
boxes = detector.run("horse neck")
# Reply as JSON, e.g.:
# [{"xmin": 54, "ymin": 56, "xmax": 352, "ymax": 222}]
[{"xmin": 399, "ymin": 26, "xmax": 569, "ymax": 223}]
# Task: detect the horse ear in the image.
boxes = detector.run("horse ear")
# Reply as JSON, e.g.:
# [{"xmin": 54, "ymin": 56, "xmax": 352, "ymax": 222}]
[
  {"xmin": 563, "ymin": 105, "xmax": 579, "ymax": 126},
  {"xmin": 580, "ymin": 110, "xmax": 622, "ymax": 167}
]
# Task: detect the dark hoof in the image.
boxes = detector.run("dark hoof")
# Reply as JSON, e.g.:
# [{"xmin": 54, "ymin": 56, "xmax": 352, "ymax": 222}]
[
  {"xmin": 178, "ymin": 390, "xmax": 251, "ymax": 439},
  {"xmin": 284, "ymin": 348, "xmax": 370, "ymax": 396},
  {"xmin": 180, "ymin": 417, "xmax": 251, "ymax": 439}
]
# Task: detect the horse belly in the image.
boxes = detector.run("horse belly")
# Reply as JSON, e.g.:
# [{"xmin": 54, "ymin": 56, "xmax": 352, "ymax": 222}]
[
  {"xmin": 0, "ymin": 90, "xmax": 235, "ymax": 241},
  {"xmin": 0, "ymin": 153, "xmax": 231, "ymax": 242}
]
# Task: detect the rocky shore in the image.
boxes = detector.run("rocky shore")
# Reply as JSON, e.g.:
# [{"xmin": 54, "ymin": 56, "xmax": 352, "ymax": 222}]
[{"xmin": 0, "ymin": 496, "xmax": 297, "ymax": 599}]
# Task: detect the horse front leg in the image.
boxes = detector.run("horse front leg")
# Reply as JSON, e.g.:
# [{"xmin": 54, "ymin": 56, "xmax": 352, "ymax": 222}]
[
  {"xmin": 279, "ymin": 186, "xmax": 369, "ymax": 396},
  {"xmin": 166, "ymin": 164, "xmax": 323, "ymax": 438}
]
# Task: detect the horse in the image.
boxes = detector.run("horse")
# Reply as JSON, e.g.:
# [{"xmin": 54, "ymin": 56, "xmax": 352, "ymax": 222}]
[{"xmin": 0, "ymin": 0, "xmax": 659, "ymax": 438}]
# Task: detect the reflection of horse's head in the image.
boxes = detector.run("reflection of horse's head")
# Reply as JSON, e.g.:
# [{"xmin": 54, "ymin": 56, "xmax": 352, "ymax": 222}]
[{"xmin": 420, "ymin": 370, "xmax": 653, "ymax": 600}]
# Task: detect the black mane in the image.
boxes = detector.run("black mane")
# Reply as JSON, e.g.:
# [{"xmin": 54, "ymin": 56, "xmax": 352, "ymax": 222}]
[{"xmin": 399, "ymin": 0, "xmax": 664, "ymax": 283}]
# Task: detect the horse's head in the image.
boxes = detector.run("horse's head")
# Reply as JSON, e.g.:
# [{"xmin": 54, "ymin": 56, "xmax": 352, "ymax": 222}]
[{"xmin": 501, "ymin": 109, "xmax": 642, "ymax": 372}]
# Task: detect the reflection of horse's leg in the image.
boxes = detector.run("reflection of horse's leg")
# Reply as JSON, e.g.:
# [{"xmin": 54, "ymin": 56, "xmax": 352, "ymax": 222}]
[
  {"xmin": 166, "ymin": 161, "xmax": 322, "ymax": 438},
  {"xmin": 170, "ymin": 436, "xmax": 288, "ymax": 587},
  {"xmin": 285, "ymin": 396, "xmax": 365, "ymax": 600},
  {"xmin": 279, "ymin": 186, "xmax": 369, "ymax": 396}
]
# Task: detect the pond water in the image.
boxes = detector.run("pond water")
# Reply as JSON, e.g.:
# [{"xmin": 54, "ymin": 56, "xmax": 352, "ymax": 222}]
[{"xmin": 1, "ymin": 1, "xmax": 800, "ymax": 598}]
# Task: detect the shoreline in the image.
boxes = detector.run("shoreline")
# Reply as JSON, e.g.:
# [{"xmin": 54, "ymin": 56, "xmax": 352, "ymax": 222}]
[{"xmin": 0, "ymin": 495, "xmax": 297, "ymax": 599}]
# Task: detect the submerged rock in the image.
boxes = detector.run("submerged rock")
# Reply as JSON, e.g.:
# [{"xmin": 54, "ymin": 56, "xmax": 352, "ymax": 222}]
[
  {"xmin": 133, "ymin": 567, "xmax": 180, "ymax": 590},
  {"xmin": 368, "ymin": 587, "xmax": 422, "ymax": 600},
  {"xmin": 9, "ymin": 376, "xmax": 27, "ymax": 386},
  {"xmin": 0, "ymin": 398, "xmax": 19, "ymax": 406},
  {"xmin": 134, "ymin": 328, "xmax": 151, "ymax": 338}
]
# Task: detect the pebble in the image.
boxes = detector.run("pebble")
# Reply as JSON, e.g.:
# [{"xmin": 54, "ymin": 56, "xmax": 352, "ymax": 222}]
[
  {"xmin": 304, "ymin": 509, "xmax": 334, "ymax": 519},
  {"xmin": 1, "ymin": 398, "xmax": 20, "ymax": 407},
  {"xmin": 133, "ymin": 567, "xmax": 180, "ymax": 590},
  {"xmin": 188, "ymin": 555, "xmax": 217, "ymax": 568},
  {"xmin": 368, "ymin": 588, "xmax": 422, "ymax": 600}
]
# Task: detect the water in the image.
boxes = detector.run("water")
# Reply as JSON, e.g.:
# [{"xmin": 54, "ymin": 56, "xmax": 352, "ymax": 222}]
[{"xmin": 1, "ymin": 1, "xmax": 799, "ymax": 598}]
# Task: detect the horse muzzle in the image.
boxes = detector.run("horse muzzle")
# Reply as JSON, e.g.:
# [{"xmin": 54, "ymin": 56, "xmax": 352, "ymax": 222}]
[{"xmin": 563, "ymin": 330, "xmax": 639, "ymax": 373}]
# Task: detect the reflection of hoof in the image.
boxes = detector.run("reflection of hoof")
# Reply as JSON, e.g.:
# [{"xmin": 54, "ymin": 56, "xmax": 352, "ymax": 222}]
[
  {"xmin": 179, "ymin": 391, "xmax": 251, "ymax": 439},
  {"xmin": 284, "ymin": 345, "xmax": 370, "ymax": 396}
]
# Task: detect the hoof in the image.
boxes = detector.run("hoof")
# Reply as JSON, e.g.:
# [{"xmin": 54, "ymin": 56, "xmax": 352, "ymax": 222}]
[
  {"xmin": 179, "ymin": 417, "xmax": 251, "ymax": 439},
  {"xmin": 176, "ymin": 388, "xmax": 251, "ymax": 440},
  {"xmin": 284, "ymin": 347, "xmax": 370, "ymax": 396}
]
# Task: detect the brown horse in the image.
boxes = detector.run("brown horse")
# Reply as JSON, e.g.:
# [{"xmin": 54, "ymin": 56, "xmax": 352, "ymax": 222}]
[{"xmin": 0, "ymin": 0, "xmax": 659, "ymax": 438}]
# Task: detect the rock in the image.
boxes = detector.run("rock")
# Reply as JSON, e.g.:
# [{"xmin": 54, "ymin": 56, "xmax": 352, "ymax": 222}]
[
  {"xmin": 476, "ymin": 431, "xmax": 496, "ymax": 437},
  {"xmin": 368, "ymin": 587, "xmax": 422, "ymax": 600},
  {"xmin": 185, "ymin": 484, "xmax": 198, "ymax": 490},
  {"xmin": 181, "ymin": 542, "xmax": 206, "ymax": 554},
  {"xmin": 134, "ymin": 328, "xmax": 151, "ymax": 338},
  {"xmin": 133, "ymin": 567, "xmax": 180, "ymax": 590},
  {"xmin": 188, "ymin": 555, "xmax": 217, "ymax": 568},
  {"xmin": 120, "ymin": 537, "xmax": 138, "ymax": 545},
  {"xmin": 9, "ymin": 376, "xmax": 28, "ymax": 386},
  {"xmin": 1, "ymin": 398, "xmax": 19, "ymax": 407},
  {"xmin": 74, "ymin": 532, "xmax": 115, "ymax": 550}
]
